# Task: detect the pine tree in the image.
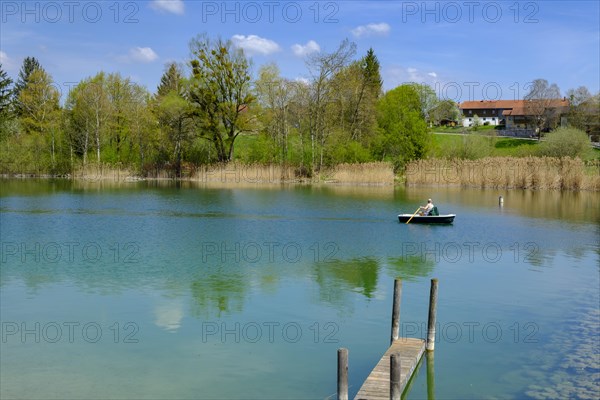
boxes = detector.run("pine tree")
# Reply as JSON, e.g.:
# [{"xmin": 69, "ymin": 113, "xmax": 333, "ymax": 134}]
[
  {"xmin": 0, "ymin": 63, "xmax": 13, "ymax": 117},
  {"xmin": 362, "ymin": 48, "xmax": 382, "ymax": 98},
  {"xmin": 156, "ymin": 63, "xmax": 184, "ymax": 98},
  {"xmin": 14, "ymin": 56, "xmax": 42, "ymax": 115}
]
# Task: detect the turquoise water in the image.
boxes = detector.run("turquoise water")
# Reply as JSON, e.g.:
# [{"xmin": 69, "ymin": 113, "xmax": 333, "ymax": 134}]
[{"xmin": 1, "ymin": 179, "xmax": 598, "ymax": 399}]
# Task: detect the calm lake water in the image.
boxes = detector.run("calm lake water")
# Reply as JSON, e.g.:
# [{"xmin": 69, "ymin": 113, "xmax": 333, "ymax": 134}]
[{"xmin": 1, "ymin": 179, "xmax": 598, "ymax": 399}]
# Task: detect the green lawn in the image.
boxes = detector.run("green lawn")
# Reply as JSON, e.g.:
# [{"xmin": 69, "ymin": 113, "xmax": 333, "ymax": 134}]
[
  {"xmin": 431, "ymin": 133, "xmax": 538, "ymax": 157},
  {"xmin": 432, "ymin": 124, "xmax": 498, "ymax": 133},
  {"xmin": 431, "ymin": 133, "xmax": 600, "ymax": 160},
  {"xmin": 235, "ymin": 132, "xmax": 600, "ymax": 162}
]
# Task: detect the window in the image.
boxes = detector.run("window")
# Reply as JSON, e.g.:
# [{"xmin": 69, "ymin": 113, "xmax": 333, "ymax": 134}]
[
  {"xmin": 483, "ymin": 110, "xmax": 487, "ymax": 115},
  {"xmin": 469, "ymin": 110, "xmax": 472, "ymax": 115}
]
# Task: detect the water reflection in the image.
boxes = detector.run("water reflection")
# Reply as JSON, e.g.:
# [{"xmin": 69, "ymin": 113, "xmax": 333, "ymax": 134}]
[
  {"xmin": 386, "ymin": 256, "xmax": 435, "ymax": 282},
  {"xmin": 154, "ymin": 299, "xmax": 184, "ymax": 332},
  {"xmin": 426, "ymin": 352, "xmax": 435, "ymax": 400},
  {"xmin": 189, "ymin": 271, "xmax": 247, "ymax": 318},
  {"xmin": 313, "ymin": 257, "xmax": 381, "ymax": 302}
]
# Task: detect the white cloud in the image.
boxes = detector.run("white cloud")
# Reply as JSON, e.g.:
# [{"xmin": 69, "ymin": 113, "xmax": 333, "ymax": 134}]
[
  {"xmin": 119, "ymin": 47, "xmax": 159, "ymax": 63},
  {"xmin": 150, "ymin": 0, "xmax": 185, "ymax": 15},
  {"xmin": 383, "ymin": 66, "xmax": 440, "ymax": 89},
  {"xmin": 231, "ymin": 35, "xmax": 280, "ymax": 56},
  {"xmin": 351, "ymin": 23, "xmax": 391, "ymax": 38},
  {"xmin": 0, "ymin": 51, "xmax": 15, "ymax": 71},
  {"xmin": 294, "ymin": 77, "xmax": 310, "ymax": 85},
  {"xmin": 291, "ymin": 40, "xmax": 320, "ymax": 57},
  {"xmin": 407, "ymin": 67, "xmax": 419, "ymax": 81}
]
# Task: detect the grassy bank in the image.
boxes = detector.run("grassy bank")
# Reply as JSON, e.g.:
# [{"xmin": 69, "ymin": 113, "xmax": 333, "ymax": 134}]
[{"xmin": 405, "ymin": 157, "xmax": 600, "ymax": 191}]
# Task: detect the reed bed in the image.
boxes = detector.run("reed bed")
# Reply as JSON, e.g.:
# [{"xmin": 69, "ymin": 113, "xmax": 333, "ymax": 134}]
[
  {"xmin": 325, "ymin": 162, "xmax": 395, "ymax": 185},
  {"xmin": 405, "ymin": 157, "xmax": 600, "ymax": 191},
  {"xmin": 191, "ymin": 163, "xmax": 300, "ymax": 183},
  {"xmin": 73, "ymin": 163, "xmax": 138, "ymax": 181}
]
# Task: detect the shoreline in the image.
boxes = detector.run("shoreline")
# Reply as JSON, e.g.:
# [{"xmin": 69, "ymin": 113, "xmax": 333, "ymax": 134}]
[{"xmin": 1, "ymin": 157, "xmax": 598, "ymax": 191}]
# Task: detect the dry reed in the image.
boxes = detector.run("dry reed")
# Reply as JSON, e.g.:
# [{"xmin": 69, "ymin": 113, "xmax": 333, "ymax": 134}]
[
  {"xmin": 405, "ymin": 157, "xmax": 600, "ymax": 191},
  {"xmin": 324, "ymin": 162, "xmax": 395, "ymax": 185}
]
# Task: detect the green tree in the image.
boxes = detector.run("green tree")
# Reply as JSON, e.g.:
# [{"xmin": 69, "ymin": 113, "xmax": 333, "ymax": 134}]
[
  {"xmin": 431, "ymin": 99, "xmax": 461, "ymax": 126},
  {"xmin": 65, "ymin": 73, "xmax": 110, "ymax": 165},
  {"xmin": 153, "ymin": 63, "xmax": 194, "ymax": 174},
  {"xmin": 374, "ymin": 84, "xmax": 430, "ymax": 169},
  {"xmin": 187, "ymin": 35, "xmax": 256, "ymax": 162},
  {"xmin": 128, "ymin": 85, "xmax": 156, "ymax": 170},
  {"xmin": 0, "ymin": 64, "xmax": 14, "ymax": 139},
  {"xmin": 362, "ymin": 48, "xmax": 383, "ymax": 97},
  {"xmin": 338, "ymin": 48, "xmax": 381, "ymax": 144},
  {"xmin": 18, "ymin": 68, "xmax": 61, "ymax": 167},
  {"xmin": 254, "ymin": 63, "xmax": 296, "ymax": 163},
  {"xmin": 13, "ymin": 57, "xmax": 42, "ymax": 115},
  {"xmin": 155, "ymin": 89, "xmax": 194, "ymax": 176},
  {"xmin": 0, "ymin": 64, "xmax": 13, "ymax": 115},
  {"xmin": 407, "ymin": 83, "xmax": 438, "ymax": 125},
  {"xmin": 157, "ymin": 62, "xmax": 185, "ymax": 98}
]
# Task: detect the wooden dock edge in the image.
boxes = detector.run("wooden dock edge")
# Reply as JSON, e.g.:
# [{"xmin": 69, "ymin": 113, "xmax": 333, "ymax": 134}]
[{"xmin": 353, "ymin": 338, "xmax": 426, "ymax": 400}]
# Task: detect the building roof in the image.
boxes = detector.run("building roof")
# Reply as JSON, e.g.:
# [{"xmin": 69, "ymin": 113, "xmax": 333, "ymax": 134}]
[{"xmin": 460, "ymin": 99, "xmax": 570, "ymax": 116}]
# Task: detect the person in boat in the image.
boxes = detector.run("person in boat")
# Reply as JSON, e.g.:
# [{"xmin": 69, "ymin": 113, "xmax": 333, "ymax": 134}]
[{"xmin": 419, "ymin": 199, "xmax": 434, "ymax": 216}]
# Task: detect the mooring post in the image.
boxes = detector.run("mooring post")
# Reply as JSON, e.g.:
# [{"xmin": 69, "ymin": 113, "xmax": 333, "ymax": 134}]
[
  {"xmin": 337, "ymin": 348, "xmax": 348, "ymax": 400},
  {"xmin": 391, "ymin": 278, "xmax": 402, "ymax": 345},
  {"xmin": 426, "ymin": 278, "xmax": 438, "ymax": 351},
  {"xmin": 390, "ymin": 353, "xmax": 401, "ymax": 400},
  {"xmin": 499, "ymin": 195, "xmax": 504, "ymax": 207}
]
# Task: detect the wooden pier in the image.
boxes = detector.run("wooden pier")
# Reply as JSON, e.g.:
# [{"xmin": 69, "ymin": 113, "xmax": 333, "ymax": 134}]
[
  {"xmin": 354, "ymin": 337, "xmax": 425, "ymax": 400},
  {"xmin": 336, "ymin": 278, "xmax": 438, "ymax": 400}
]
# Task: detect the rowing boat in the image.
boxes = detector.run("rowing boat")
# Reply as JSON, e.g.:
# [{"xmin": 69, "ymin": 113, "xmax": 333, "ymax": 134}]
[{"xmin": 398, "ymin": 214, "xmax": 456, "ymax": 224}]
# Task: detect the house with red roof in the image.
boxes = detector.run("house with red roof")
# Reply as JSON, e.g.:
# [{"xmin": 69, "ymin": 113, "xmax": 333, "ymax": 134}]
[{"xmin": 459, "ymin": 99, "xmax": 570, "ymax": 130}]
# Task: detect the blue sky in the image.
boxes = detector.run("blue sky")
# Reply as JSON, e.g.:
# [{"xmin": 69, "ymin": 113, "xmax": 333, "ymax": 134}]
[{"xmin": 1, "ymin": 0, "xmax": 598, "ymax": 102}]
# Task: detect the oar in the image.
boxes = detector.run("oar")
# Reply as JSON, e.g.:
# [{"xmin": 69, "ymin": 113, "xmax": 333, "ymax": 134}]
[{"xmin": 405, "ymin": 207, "xmax": 421, "ymax": 224}]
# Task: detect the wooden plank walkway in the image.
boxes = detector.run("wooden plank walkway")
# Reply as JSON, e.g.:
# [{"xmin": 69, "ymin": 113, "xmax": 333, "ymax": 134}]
[{"xmin": 354, "ymin": 338, "xmax": 426, "ymax": 400}]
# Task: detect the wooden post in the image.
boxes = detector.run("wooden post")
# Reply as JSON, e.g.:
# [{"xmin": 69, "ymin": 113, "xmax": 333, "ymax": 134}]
[
  {"xmin": 426, "ymin": 351, "xmax": 435, "ymax": 400},
  {"xmin": 426, "ymin": 278, "xmax": 438, "ymax": 351},
  {"xmin": 390, "ymin": 353, "xmax": 401, "ymax": 400},
  {"xmin": 337, "ymin": 348, "xmax": 348, "ymax": 400},
  {"xmin": 391, "ymin": 278, "xmax": 402, "ymax": 345},
  {"xmin": 499, "ymin": 196, "xmax": 504, "ymax": 207}
]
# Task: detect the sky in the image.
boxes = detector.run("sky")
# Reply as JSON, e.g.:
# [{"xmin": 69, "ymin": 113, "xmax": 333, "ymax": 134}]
[{"xmin": 1, "ymin": 0, "xmax": 599, "ymax": 102}]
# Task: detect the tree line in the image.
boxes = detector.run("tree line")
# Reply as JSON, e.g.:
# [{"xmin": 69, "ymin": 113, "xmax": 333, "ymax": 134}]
[{"xmin": 0, "ymin": 34, "xmax": 596, "ymax": 177}]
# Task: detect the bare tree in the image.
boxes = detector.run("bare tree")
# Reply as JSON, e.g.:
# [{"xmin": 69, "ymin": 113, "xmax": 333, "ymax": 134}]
[
  {"xmin": 524, "ymin": 79, "xmax": 562, "ymax": 140},
  {"xmin": 306, "ymin": 39, "xmax": 356, "ymax": 171},
  {"xmin": 566, "ymin": 86, "xmax": 599, "ymax": 138}
]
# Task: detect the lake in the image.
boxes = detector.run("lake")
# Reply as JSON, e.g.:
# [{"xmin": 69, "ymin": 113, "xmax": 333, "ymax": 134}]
[{"xmin": 1, "ymin": 179, "xmax": 598, "ymax": 399}]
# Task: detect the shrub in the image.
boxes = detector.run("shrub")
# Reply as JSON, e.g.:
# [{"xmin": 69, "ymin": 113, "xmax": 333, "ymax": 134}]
[
  {"xmin": 445, "ymin": 134, "xmax": 494, "ymax": 159},
  {"xmin": 537, "ymin": 127, "xmax": 591, "ymax": 158}
]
